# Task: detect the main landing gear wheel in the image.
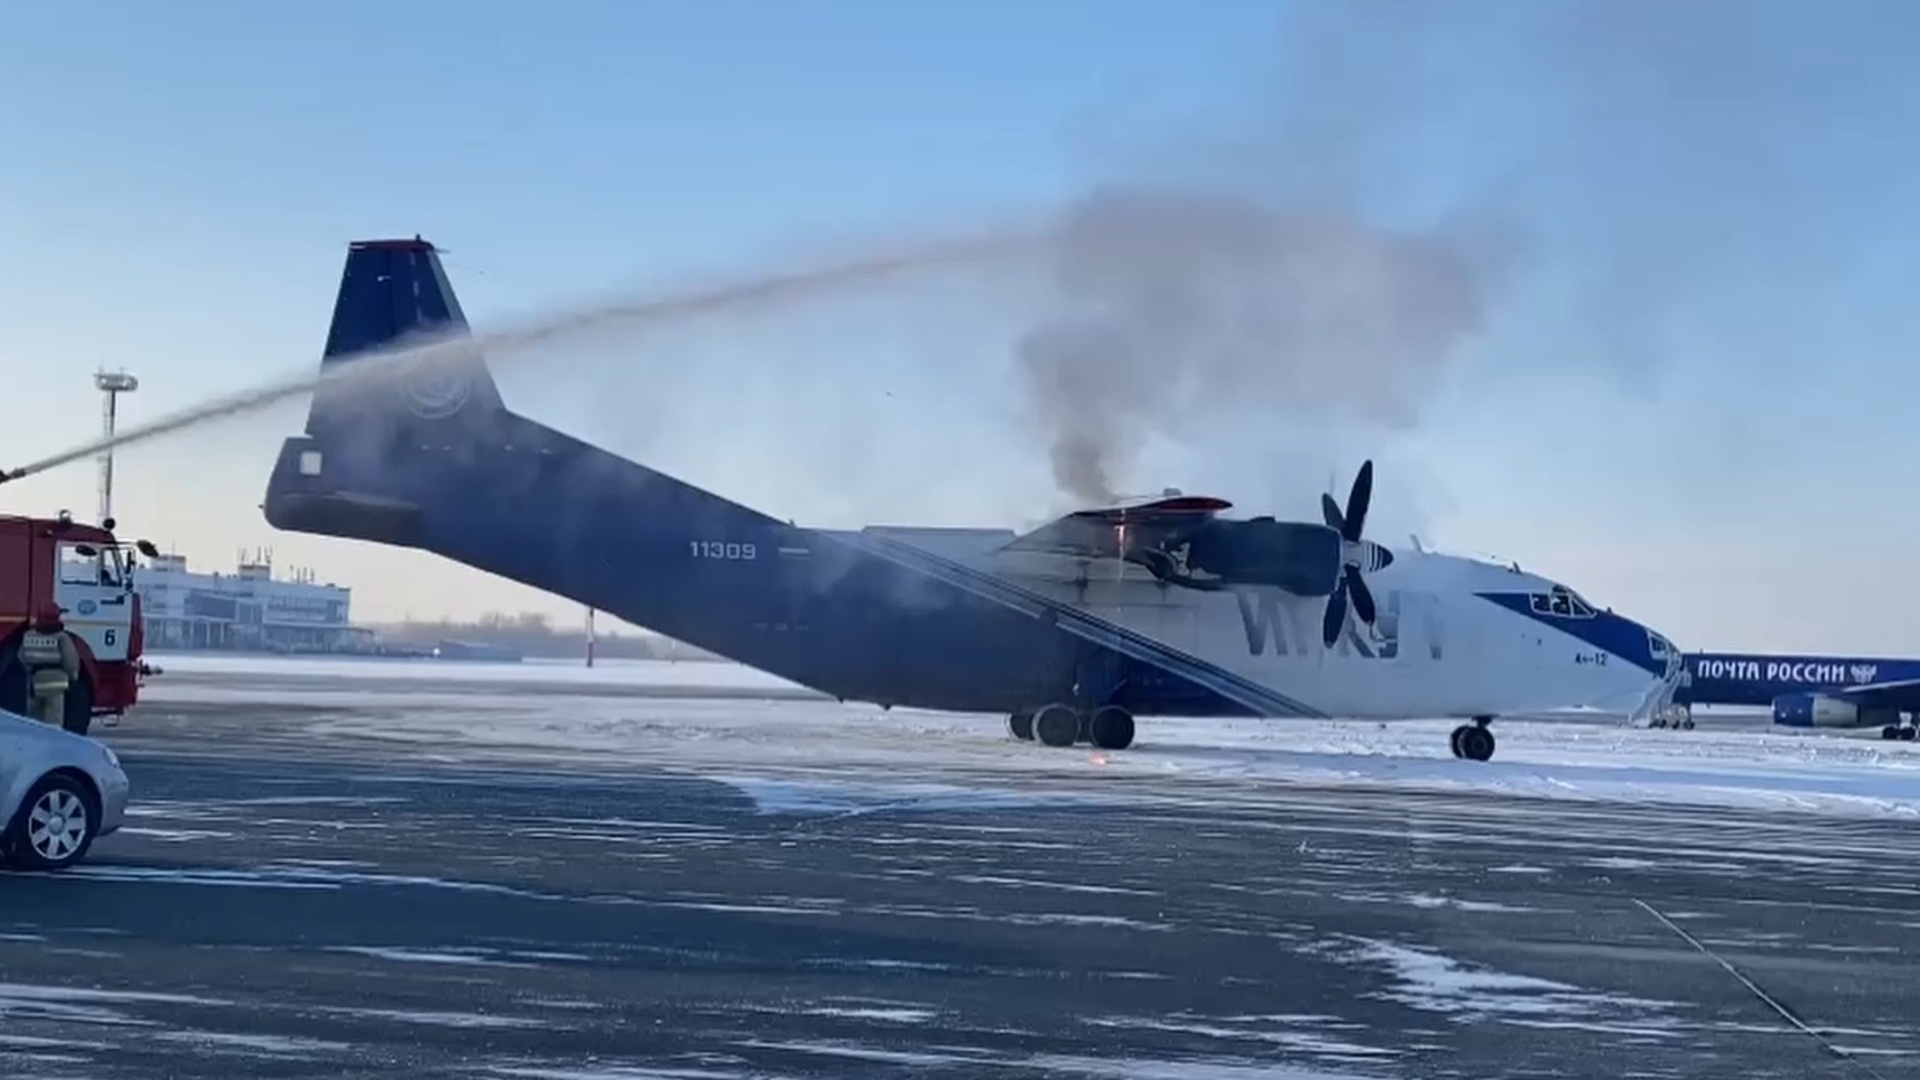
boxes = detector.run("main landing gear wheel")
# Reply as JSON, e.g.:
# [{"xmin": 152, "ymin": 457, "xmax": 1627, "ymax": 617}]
[
  {"xmin": 1880, "ymin": 725, "xmax": 1918, "ymax": 742},
  {"xmin": 1011, "ymin": 703, "xmax": 1137, "ymax": 751},
  {"xmin": 1449, "ymin": 718, "xmax": 1496, "ymax": 762},
  {"xmin": 1032, "ymin": 703, "xmax": 1081, "ymax": 748},
  {"xmin": 1087, "ymin": 706, "xmax": 1135, "ymax": 751}
]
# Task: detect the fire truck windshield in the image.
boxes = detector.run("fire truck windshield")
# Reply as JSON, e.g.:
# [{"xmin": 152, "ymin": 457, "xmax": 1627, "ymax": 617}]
[{"xmin": 58, "ymin": 542, "xmax": 126, "ymax": 588}]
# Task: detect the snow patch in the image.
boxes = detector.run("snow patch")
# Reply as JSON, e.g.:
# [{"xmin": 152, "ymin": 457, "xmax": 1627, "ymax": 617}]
[
  {"xmin": 1029, "ymin": 1055, "xmax": 1395, "ymax": 1079},
  {"xmin": 487, "ymin": 1060, "xmax": 748, "ymax": 1068},
  {"xmin": 1337, "ymin": 891, "xmax": 1537, "ymax": 914},
  {"xmin": 329, "ymin": 946, "xmax": 536, "ymax": 969},
  {"xmin": 155, "ymin": 1030, "xmax": 351, "ymax": 1055},
  {"xmin": 714, "ymin": 775, "xmax": 1120, "ymax": 817},
  {"xmin": 1343, "ymin": 939, "xmax": 1678, "ymax": 1026},
  {"xmin": 1083, "ymin": 1014, "xmax": 1397, "ymax": 1062},
  {"xmin": 313, "ymin": 1005, "xmax": 545, "ymax": 1029},
  {"xmin": 0, "ymin": 982, "xmax": 228, "ymax": 1027},
  {"xmin": 801, "ymin": 1004, "xmax": 938, "ymax": 1023}
]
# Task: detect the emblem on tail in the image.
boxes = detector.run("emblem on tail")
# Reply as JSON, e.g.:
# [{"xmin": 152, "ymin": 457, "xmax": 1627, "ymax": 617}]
[{"xmin": 399, "ymin": 339, "xmax": 478, "ymax": 421}]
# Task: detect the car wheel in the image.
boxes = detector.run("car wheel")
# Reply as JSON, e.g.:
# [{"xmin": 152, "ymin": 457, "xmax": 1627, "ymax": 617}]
[{"xmin": 6, "ymin": 773, "xmax": 99, "ymax": 871}]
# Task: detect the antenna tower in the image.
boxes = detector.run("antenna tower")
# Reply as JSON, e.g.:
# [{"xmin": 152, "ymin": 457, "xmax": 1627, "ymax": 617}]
[{"xmin": 94, "ymin": 368, "xmax": 139, "ymax": 523}]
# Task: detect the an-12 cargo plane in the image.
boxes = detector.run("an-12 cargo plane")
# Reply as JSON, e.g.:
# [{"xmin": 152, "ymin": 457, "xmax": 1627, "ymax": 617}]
[{"xmin": 261, "ymin": 237, "xmax": 1686, "ymax": 762}]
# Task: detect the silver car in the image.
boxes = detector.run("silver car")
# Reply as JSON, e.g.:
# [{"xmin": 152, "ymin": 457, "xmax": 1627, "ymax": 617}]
[{"xmin": 0, "ymin": 709, "xmax": 129, "ymax": 871}]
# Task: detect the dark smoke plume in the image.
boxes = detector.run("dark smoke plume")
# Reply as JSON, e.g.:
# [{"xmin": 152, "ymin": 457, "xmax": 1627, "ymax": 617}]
[
  {"xmin": 1014, "ymin": 0, "xmax": 1917, "ymax": 507},
  {"xmin": 1019, "ymin": 188, "xmax": 1506, "ymax": 504}
]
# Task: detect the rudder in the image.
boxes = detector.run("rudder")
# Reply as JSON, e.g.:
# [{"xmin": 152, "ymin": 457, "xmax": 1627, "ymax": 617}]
[{"xmin": 305, "ymin": 236, "xmax": 503, "ymax": 439}]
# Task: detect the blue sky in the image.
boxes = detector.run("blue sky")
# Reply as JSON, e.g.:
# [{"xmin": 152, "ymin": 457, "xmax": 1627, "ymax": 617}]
[{"xmin": 2, "ymin": 0, "xmax": 1918, "ymax": 653}]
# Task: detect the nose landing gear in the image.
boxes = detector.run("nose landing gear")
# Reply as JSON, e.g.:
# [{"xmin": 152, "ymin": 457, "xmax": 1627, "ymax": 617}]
[{"xmin": 1449, "ymin": 716, "xmax": 1496, "ymax": 762}]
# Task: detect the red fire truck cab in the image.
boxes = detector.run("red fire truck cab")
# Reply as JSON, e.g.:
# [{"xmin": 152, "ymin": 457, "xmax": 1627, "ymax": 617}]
[{"xmin": 0, "ymin": 510, "xmax": 154, "ymax": 735}]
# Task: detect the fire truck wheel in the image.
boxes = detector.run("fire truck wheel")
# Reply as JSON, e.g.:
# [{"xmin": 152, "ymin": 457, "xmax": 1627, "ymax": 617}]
[{"xmin": 61, "ymin": 678, "xmax": 93, "ymax": 737}]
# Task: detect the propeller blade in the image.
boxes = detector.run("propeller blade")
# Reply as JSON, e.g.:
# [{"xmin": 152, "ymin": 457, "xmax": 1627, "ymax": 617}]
[
  {"xmin": 1342, "ymin": 460, "xmax": 1373, "ymax": 543},
  {"xmin": 1347, "ymin": 566, "xmax": 1377, "ymax": 625},
  {"xmin": 1322, "ymin": 577, "xmax": 1348, "ymax": 647},
  {"xmin": 1320, "ymin": 492, "xmax": 1344, "ymax": 533},
  {"xmin": 1136, "ymin": 548, "xmax": 1175, "ymax": 582}
]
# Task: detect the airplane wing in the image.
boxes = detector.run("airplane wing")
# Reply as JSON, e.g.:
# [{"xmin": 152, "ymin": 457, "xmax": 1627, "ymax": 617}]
[
  {"xmin": 1000, "ymin": 493, "xmax": 1233, "ymax": 556},
  {"xmin": 1070, "ymin": 493, "xmax": 1234, "ymax": 522}
]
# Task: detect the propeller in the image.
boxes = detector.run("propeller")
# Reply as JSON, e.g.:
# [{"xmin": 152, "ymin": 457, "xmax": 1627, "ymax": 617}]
[{"xmin": 1318, "ymin": 460, "xmax": 1394, "ymax": 647}]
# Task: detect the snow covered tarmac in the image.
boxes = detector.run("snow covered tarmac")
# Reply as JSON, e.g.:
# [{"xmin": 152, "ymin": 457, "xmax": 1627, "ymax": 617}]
[
  {"xmin": 2, "ymin": 652, "xmax": 1915, "ymax": 1078},
  {"xmin": 141, "ymin": 652, "xmax": 1920, "ymax": 823}
]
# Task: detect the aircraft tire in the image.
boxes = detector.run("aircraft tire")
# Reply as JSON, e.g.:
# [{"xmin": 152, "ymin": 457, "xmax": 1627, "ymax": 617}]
[
  {"xmin": 1448, "ymin": 726, "xmax": 1467, "ymax": 758},
  {"xmin": 1457, "ymin": 724, "xmax": 1495, "ymax": 762},
  {"xmin": 1033, "ymin": 704, "xmax": 1080, "ymax": 748},
  {"xmin": 1088, "ymin": 706, "xmax": 1135, "ymax": 751},
  {"xmin": 1008, "ymin": 712, "xmax": 1035, "ymax": 741}
]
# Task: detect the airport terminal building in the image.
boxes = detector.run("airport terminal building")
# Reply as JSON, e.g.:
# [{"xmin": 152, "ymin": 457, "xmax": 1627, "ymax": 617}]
[{"xmin": 135, "ymin": 550, "xmax": 353, "ymax": 652}]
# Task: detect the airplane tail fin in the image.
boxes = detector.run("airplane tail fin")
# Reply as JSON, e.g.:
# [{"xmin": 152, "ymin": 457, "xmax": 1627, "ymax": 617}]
[
  {"xmin": 302, "ymin": 236, "xmax": 504, "ymax": 439},
  {"xmin": 267, "ymin": 236, "xmax": 515, "ymax": 547}
]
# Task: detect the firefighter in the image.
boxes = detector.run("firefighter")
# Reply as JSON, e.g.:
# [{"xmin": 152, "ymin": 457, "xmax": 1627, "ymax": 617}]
[{"xmin": 18, "ymin": 604, "xmax": 81, "ymax": 727}]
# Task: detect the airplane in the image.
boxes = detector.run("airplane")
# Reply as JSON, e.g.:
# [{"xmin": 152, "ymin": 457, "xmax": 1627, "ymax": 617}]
[
  {"xmin": 1678, "ymin": 652, "xmax": 1920, "ymax": 740},
  {"xmin": 260, "ymin": 236, "xmax": 1687, "ymax": 763}
]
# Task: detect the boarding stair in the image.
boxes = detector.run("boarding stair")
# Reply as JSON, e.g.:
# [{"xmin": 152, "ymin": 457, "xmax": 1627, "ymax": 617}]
[{"xmin": 1629, "ymin": 651, "xmax": 1692, "ymax": 730}]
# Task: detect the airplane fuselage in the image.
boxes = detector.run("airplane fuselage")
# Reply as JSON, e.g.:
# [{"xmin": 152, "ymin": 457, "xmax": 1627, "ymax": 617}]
[
  {"xmin": 854, "ymin": 528, "xmax": 1672, "ymax": 720},
  {"xmin": 263, "ymin": 236, "xmax": 1683, "ymax": 757}
]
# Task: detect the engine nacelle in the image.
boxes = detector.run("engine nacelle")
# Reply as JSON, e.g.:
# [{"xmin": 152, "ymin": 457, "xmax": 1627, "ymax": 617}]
[
  {"xmin": 1772, "ymin": 692, "xmax": 1895, "ymax": 729},
  {"xmin": 1181, "ymin": 519, "xmax": 1342, "ymax": 596}
]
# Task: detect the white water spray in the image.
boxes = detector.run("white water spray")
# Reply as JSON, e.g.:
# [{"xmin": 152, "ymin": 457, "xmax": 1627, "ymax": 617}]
[{"xmin": 0, "ymin": 222, "xmax": 1048, "ymax": 487}]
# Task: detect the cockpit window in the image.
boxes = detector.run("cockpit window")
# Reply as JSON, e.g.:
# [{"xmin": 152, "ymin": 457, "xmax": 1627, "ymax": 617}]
[{"xmin": 1527, "ymin": 585, "xmax": 1595, "ymax": 620}]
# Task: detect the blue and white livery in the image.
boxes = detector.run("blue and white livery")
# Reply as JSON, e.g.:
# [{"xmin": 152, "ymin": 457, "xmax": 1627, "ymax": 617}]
[
  {"xmin": 1680, "ymin": 652, "xmax": 1920, "ymax": 740},
  {"xmin": 261, "ymin": 237, "xmax": 1684, "ymax": 762}
]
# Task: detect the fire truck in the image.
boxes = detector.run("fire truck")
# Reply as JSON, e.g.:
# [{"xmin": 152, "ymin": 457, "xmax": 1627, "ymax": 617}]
[{"xmin": 0, "ymin": 509, "xmax": 155, "ymax": 735}]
